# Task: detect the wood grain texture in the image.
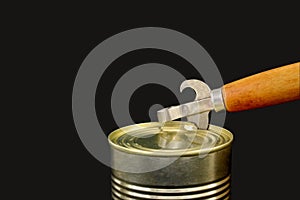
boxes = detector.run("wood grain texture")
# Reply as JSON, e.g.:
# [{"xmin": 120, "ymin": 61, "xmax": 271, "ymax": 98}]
[{"xmin": 222, "ymin": 62, "xmax": 300, "ymax": 112}]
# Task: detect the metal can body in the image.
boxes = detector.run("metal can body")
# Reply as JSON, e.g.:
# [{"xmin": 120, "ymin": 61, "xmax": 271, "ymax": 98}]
[{"xmin": 109, "ymin": 122, "xmax": 233, "ymax": 200}]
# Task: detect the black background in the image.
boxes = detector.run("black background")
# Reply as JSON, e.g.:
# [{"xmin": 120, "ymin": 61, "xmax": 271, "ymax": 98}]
[{"xmin": 9, "ymin": 3, "xmax": 300, "ymax": 200}]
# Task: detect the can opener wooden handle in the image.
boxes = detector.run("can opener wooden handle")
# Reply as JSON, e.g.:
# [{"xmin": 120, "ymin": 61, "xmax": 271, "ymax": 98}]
[{"xmin": 157, "ymin": 62, "xmax": 300, "ymax": 129}]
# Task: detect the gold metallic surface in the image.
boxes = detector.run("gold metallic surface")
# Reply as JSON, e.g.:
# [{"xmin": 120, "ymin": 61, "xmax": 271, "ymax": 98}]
[
  {"xmin": 109, "ymin": 121, "xmax": 233, "ymax": 199},
  {"xmin": 109, "ymin": 121, "xmax": 233, "ymax": 156}
]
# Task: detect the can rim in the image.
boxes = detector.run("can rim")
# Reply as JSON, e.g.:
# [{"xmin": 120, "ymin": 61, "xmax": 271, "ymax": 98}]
[{"xmin": 108, "ymin": 122, "xmax": 233, "ymax": 157}]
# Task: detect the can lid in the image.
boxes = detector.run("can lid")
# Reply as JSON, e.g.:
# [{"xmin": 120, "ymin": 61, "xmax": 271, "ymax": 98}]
[{"xmin": 108, "ymin": 121, "xmax": 233, "ymax": 157}]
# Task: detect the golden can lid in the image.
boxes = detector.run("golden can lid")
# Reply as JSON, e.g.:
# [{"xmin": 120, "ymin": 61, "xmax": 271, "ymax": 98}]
[{"xmin": 108, "ymin": 121, "xmax": 233, "ymax": 157}]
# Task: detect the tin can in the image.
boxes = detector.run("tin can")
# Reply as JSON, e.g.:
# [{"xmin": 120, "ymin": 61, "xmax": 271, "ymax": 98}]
[{"xmin": 108, "ymin": 121, "xmax": 233, "ymax": 200}]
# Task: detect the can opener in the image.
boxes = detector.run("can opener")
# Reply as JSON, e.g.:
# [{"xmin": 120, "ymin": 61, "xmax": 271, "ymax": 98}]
[{"xmin": 157, "ymin": 62, "xmax": 300, "ymax": 129}]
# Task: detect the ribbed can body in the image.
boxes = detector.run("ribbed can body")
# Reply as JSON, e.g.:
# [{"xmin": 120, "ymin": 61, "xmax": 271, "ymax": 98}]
[{"xmin": 109, "ymin": 122, "xmax": 233, "ymax": 200}]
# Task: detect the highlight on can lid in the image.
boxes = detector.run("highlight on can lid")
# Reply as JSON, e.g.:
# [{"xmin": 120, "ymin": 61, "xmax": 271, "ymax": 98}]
[{"xmin": 108, "ymin": 121, "xmax": 233, "ymax": 157}]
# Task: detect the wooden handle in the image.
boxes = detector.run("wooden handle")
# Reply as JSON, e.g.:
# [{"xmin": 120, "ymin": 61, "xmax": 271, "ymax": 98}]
[{"xmin": 222, "ymin": 62, "xmax": 300, "ymax": 112}]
